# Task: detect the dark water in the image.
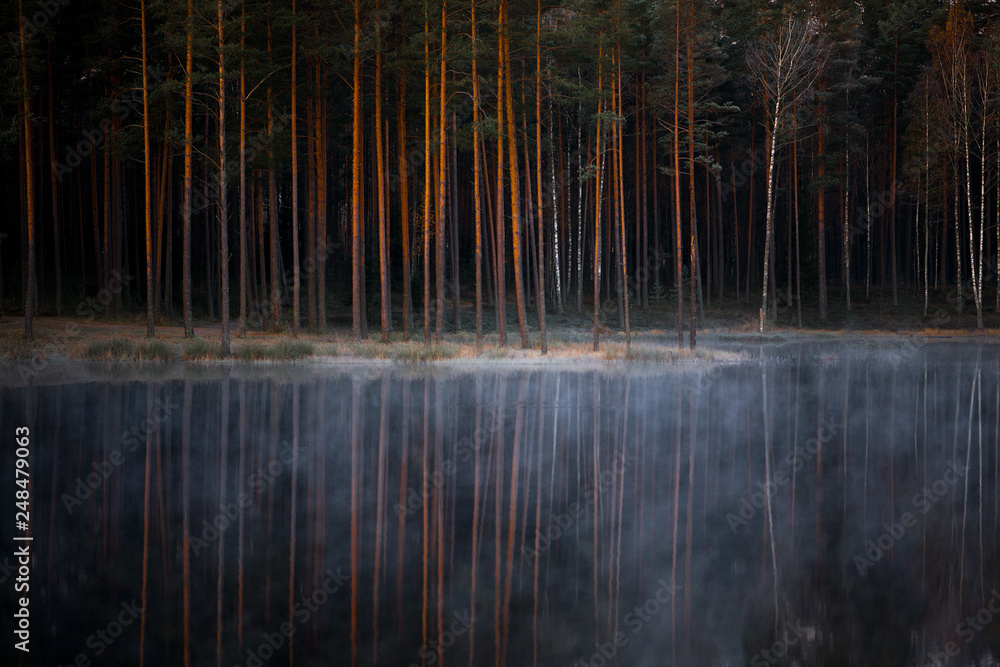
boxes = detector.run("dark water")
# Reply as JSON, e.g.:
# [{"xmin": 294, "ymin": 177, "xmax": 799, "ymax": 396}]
[{"xmin": 2, "ymin": 341, "xmax": 1000, "ymax": 667}]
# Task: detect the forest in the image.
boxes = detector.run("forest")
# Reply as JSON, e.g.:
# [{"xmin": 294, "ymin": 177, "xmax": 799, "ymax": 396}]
[{"xmin": 4, "ymin": 0, "xmax": 1000, "ymax": 355}]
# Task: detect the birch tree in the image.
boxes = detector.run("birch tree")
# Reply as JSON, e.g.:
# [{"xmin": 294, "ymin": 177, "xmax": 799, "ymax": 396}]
[{"xmin": 747, "ymin": 15, "xmax": 826, "ymax": 333}]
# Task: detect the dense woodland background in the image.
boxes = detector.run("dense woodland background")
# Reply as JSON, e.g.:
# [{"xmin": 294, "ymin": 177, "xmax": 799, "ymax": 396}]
[{"xmin": 4, "ymin": 0, "xmax": 1000, "ymax": 353}]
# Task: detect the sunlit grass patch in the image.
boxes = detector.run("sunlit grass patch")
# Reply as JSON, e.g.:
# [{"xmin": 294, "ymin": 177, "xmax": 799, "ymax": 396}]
[
  {"xmin": 85, "ymin": 338, "xmax": 178, "ymax": 362},
  {"xmin": 182, "ymin": 338, "xmax": 220, "ymax": 360},
  {"xmin": 234, "ymin": 341, "xmax": 269, "ymax": 361},
  {"xmin": 235, "ymin": 340, "xmax": 314, "ymax": 361},
  {"xmin": 140, "ymin": 339, "xmax": 179, "ymax": 361},
  {"xmin": 84, "ymin": 338, "xmax": 138, "ymax": 360},
  {"xmin": 0, "ymin": 332, "xmax": 37, "ymax": 360},
  {"xmin": 392, "ymin": 342, "xmax": 459, "ymax": 362},
  {"xmin": 271, "ymin": 340, "xmax": 314, "ymax": 360},
  {"xmin": 314, "ymin": 343, "xmax": 339, "ymax": 356},
  {"xmin": 351, "ymin": 341, "xmax": 390, "ymax": 359}
]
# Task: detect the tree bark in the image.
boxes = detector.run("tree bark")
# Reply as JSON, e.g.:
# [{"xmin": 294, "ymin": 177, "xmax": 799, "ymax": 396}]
[
  {"xmin": 19, "ymin": 0, "xmax": 36, "ymax": 341},
  {"xmin": 472, "ymin": 0, "xmax": 483, "ymax": 350},
  {"xmin": 142, "ymin": 0, "xmax": 154, "ymax": 338},
  {"xmin": 218, "ymin": 0, "xmax": 230, "ymax": 356},
  {"xmin": 376, "ymin": 1, "xmax": 390, "ymax": 342},
  {"xmin": 535, "ymin": 0, "xmax": 547, "ymax": 353},
  {"xmin": 352, "ymin": 0, "xmax": 363, "ymax": 340},
  {"xmin": 502, "ymin": 0, "xmax": 529, "ymax": 348}
]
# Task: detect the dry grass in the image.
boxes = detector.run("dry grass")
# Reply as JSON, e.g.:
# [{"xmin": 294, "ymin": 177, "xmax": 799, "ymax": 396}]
[
  {"xmin": 235, "ymin": 340, "xmax": 314, "ymax": 361},
  {"xmin": 182, "ymin": 338, "xmax": 220, "ymax": 360},
  {"xmin": 84, "ymin": 338, "xmax": 179, "ymax": 362}
]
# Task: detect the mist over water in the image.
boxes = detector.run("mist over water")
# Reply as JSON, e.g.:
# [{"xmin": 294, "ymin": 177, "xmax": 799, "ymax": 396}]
[{"xmin": 3, "ymin": 341, "xmax": 999, "ymax": 666}]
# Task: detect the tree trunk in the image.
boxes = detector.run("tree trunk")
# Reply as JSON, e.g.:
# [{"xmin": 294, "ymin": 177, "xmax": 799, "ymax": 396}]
[
  {"xmin": 46, "ymin": 43, "xmax": 62, "ymax": 317},
  {"xmin": 352, "ymin": 0, "xmax": 363, "ymax": 340},
  {"xmin": 760, "ymin": 102, "xmax": 780, "ymax": 333},
  {"xmin": 376, "ymin": 2, "xmax": 390, "ymax": 342},
  {"xmin": 495, "ymin": 38, "xmax": 507, "ymax": 346},
  {"xmin": 142, "ymin": 0, "xmax": 154, "ymax": 338},
  {"xmin": 673, "ymin": 5, "xmax": 683, "ymax": 347},
  {"xmin": 616, "ymin": 35, "xmax": 630, "ymax": 348},
  {"xmin": 436, "ymin": 0, "xmax": 448, "ymax": 342},
  {"xmin": 218, "ymin": 0, "xmax": 230, "ymax": 356},
  {"xmin": 686, "ymin": 0, "xmax": 696, "ymax": 346},
  {"xmin": 183, "ymin": 0, "xmax": 195, "ymax": 336},
  {"xmin": 397, "ymin": 62, "xmax": 412, "ymax": 339},
  {"xmin": 535, "ymin": 0, "xmax": 547, "ymax": 353},
  {"xmin": 817, "ymin": 93, "xmax": 827, "ymax": 321},
  {"xmin": 423, "ymin": 8, "xmax": 432, "ymax": 342},
  {"xmin": 291, "ymin": 0, "xmax": 300, "ymax": 337},
  {"xmin": 19, "ymin": 0, "xmax": 36, "ymax": 341},
  {"xmin": 502, "ymin": 0, "xmax": 528, "ymax": 348},
  {"xmin": 472, "ymin": 0, "xmax": 483, "ymax": 350},
  {"xmin": 593, "ymin": 44, "xmax": 604, "ymax": 352},
  {"xmin": 239, "ymin": 2, "xmax": 248, "ymax": 337}
]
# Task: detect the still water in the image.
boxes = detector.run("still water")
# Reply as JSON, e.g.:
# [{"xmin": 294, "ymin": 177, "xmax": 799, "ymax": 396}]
[{"xmin": 3, "ymin": 341, "xmax": 999, "ymax": 666}]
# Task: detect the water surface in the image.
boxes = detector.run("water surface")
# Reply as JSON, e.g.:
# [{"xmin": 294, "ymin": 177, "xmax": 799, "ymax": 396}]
[{"xmin": 3, "ymin": 341, "xmax": 999, "ymax": 666}]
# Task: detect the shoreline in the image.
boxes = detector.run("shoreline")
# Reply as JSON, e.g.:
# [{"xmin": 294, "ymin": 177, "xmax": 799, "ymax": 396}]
[{"xmin": 3, "ymin": 315, "xmax": 998, "ymax": 388}]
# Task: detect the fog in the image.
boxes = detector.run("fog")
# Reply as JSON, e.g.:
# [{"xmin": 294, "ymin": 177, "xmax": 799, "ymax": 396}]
[{"xmin": 3, "ymin": 341, "xmax": 999, "ymax": 666}]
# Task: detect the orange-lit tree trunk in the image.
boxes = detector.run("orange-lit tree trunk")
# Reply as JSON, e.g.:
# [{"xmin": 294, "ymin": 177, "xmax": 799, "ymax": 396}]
[
  {"xmin": 377, "ymin": 0, "xmax": 390, "ymax": 341},
  {"xmin": 616, "ymin": 28, "xmax": 630, "ymax": 349},
  {"xmin": 535, "ymin": 0, "xmax": 547, "ymax": 353},
  {"xmin": 593, "ymin": 41, "xmax": 604, "ymax": 352},
  {"xmin": 217, "ymin": 0, "xmax": 230, "ymax": 356},
  {"xmin": 423, "ymin": 4, "xmax": 431, "ymax": 342},
  {"xmin": 352, "ymin": 0, "xmax": 363, "ymax": 340},
  {"xmin": 472, "ymin": 0, "xmax": 483, "ymax": 350},
  {"xmin": 436, "ymin": 0, "xmax": 447, "ymax": 341},
  {"xmin": 239, "ymin": 0, "xmax": 248, "ymax": 337},
  {"xmin": 397, "ymin": 62, "xmax": 412, "ymax": 338},
  {"xmin": 502, "ymin": 0, "xmax": 528, "ymax": 347},
  {"xmin": 495, "ymin": 5, "xmax": 507, "ymax": 346},
  {"xmin": 291, "ymin": 0, "xmax": 300, "ymax": 336},
  {"xmin": 19, "ymin": 0, "xmax": 36, "ymax": 341},
  {"xmin": 142, "ymin": 0, "xmax": 154, "ymax": 338},
  {"xmin": 182, "ymin": 0, "xmax": 194, "ymax": 336}
]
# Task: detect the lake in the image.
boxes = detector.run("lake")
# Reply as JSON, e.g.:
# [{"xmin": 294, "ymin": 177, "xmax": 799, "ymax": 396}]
[{"xmin": 3, "ymin": 339, "xmax": 999, "ymax": 666}]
